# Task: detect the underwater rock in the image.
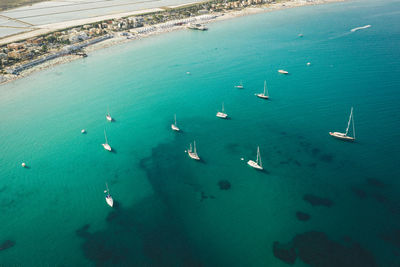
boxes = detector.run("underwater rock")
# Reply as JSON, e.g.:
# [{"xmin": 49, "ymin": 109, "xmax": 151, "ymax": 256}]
[
  {"xmin": 273, "ymin": 241, "xmax": 296, "ymax": 265},
  {"xmin": 381, "ymin": 229, "xmax": 400, "ymax": 248},
  {"xmin": 366, "ymin": 178, "xmax": 385, "ymax": 188},
  {"xmin": 350, "ymin": 186, "xmax": 368, "ymax": 199},
  {"xmin": 319, "ymin": 154, "xmax": 334, "ymax": 162},
  {"xmin": 274, "ymin": 231, "xmax": 377, "ymax": 267},
  {"xmin": 303, "ymin": 194, "xmax": 333, "ymax": 207},
  {"xmin": 218, "ymin": 180, "xmax": 231, "ymax": 190},
  {"xmin": 296, "ymin": 212, "xmax": 311, "ymax": 221},
  {"xmin": 0, "ymin": 240, "xmax": 15, "ymax": 251},
  {"xmin": 293, "ymin": 231, "xmax": 377, "ymax": 267}
]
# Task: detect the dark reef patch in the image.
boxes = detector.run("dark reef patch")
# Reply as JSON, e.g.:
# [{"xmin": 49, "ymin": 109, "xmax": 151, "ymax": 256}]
[
  {"xmin": 381, "ymin": 229, "xmax": 400, "ymax": 248},
  {"xmin": 273, "ymin": 241, "xmax": 296, "ymax": 265},
  {"xmin": 350, "ymin": 186, "xmax": 367, "ymax": 199},
  {"xmin": 366, "ymin": 178, "xmax": 385, "ymax": 188},
  {"xmin": 296, "ymin": 212, "xmax": 311, "ymax": 221},
  {"xmin": 0, "ymin": 240, "xmax": 15, "ymax": 251},
  {"xmin": 319, "ymin": 153, "xmax": 334, "ymax": 163},
  {"xmin": 218, "ymin": 180, "xmax": 231, "ymax": 190},
  {"xmin": 76, "ymin": 140, "xmax": 205, "ymax": 266},
  {"xmin": 311, "ymin": 148, "xmax": 320, "ymax": 156},
  {"xmin": 273, "ymin": 231, "xmax": 377, "ymax": 267},
  {"xmin": 303, "ymin": 194, "xmax": 333, "ymax": 207}
]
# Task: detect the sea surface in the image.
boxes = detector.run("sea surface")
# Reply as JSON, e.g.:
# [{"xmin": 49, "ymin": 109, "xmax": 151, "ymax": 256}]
[{"xmin": 1, "ymin": 0, "xmax": 400, "ymax": 265}]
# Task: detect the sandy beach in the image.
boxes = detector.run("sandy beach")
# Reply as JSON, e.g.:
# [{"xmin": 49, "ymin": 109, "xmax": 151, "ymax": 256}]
[{"xmin": 0, "ymin": 0, "xmax": 342, "ymax": 86}]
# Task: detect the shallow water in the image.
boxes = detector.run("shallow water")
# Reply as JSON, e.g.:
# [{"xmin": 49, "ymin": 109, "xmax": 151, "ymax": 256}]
[{"xmin": 0, "ymin": 0, "xmax": 400, "ymax": 265}]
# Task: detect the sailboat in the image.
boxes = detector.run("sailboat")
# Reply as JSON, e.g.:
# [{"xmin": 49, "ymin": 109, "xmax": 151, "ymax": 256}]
[
  {"xmin": 104, "ymin": 183, "xmax": 114, "ymax": 207},
  {"xmin": 102, "ymin": 129, "xmax": 112, "ymax": 151},
  {"xmin": 278, "ymin": 69, "xmax": 289, "ymax": 74},
  {"xmin": 247, "ymin": 146, "xmax": 263, "ymax": 170},
  {"xmin": 235, "ymin": 81, "xmax": 244, "ymax": 89},
  {"xmin": 171, "ymin": 114, "xmax": 180, "ymax": 131},
  {"xmin": 188, "ymin": 141, "xmax": 200, "ymax": 160},
  {"xmin": 329, "ymin": 107, "xmax": 355, "ymax": 141},
  {"xmin": 216, "ymin": 102, "xmax": 228, "ymax": 119},
  {"xmin": 106, "ymin": 107, "xmax": 113, "ymax": 122},
  {"xmin": 256, "ymin": 80, "xmax": 269, "ymax": 99}
]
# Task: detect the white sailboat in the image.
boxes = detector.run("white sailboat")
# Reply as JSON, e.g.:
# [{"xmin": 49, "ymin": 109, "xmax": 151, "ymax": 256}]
[
  {"xmin": 106, "ymin": 107, "xmax": 113, "ymax": 122},
  {"xmin": 329, "ymin": 107, "xmax": 355, "ymax": 141},
  {"xmin": 104, "ymin": 183, "xmax": 114, "ymax": 207},
  {"xmin": 188, "ymin": 141, "xmax": 200, "ymax": 160},
  {"xmin": 235, "ymin": 81, "xmax": 244, "ymax": 89},
  {"xmin": 102, "ymin": 129, "xmax": 112, "ymax": 151},
  {"xmin": 216, "ymin": 102, "xmax": 228, "ymax": 119},
  {"xmin": 247, "ymin": 146, "xmax": 263, "ymax": 170},
  {"xmin": 256, "ymin": 80, "xmax": 269, "ymax": 99},
  {"xmin": 278, "ymin": 69, "xmax": 289, "ymax": 74},
  {"xmin": 171, "ymin": 114, "xmax": 180, "ymax": 131}
]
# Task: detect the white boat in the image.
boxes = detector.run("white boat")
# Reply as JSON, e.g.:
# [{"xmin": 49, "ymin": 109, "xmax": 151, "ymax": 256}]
[
  {"xmin": 187, "ymin": 23, "xmax": 208, "ymax": 31},
  {"xmin": 81, "ymin": 129, "xmax": 86, "ymax": 134},
  {"xmin": 235, "ymin": 81, "xmax": 244, "ymax": 89},
  {"xmin": 278, "ymin": 69, "xmax": 289, "ymax": 74},
  {"xmin": 188, "ymin": 141, "xmax": 200, "ymax": 160},
  {"xmin": 171, "ymin": 114, "xmax": 180, "ymax": 131},
  {"xmin": 216, "ymin": 103, "xmax": 228, "ymax": 119},
  {"xmin": 106, "ymin": 107, "xmax": 113, "ymax": 122},
  {"xmin": 104, "ymin": 183, "xmax": 114, "ymax": 207},
  {"xmin": 350, "ymin": 25, "xmax": 371, "ymax": 32},
  {"xmin": 256, "ymin": 80, "xmax": 269, "ymax": 99},
  {"xmin": 247, "ymin": 146, "xmax": 263, "ymax": 170},
  {"xmin": 21, "ymin": 162, "xmax": 26, "ymax": 168},
  {"xmin": 102, "ymin": 129, "xmax": 112, "ymax": 151},
  {"xmin": 329, "ymin": 107, "xmax": 355, "ymax": 141}
]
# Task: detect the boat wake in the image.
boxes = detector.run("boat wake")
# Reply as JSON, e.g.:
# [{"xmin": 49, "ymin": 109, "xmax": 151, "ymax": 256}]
[{"xmin": 350, "ymin": 25, "xmax": 371, "ymax": 32}]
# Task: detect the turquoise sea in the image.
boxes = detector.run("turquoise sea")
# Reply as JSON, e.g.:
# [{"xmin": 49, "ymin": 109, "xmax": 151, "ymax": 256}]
[{"xmin": 1, "ymin": 0, "xmax": 400, "ymax": 265}]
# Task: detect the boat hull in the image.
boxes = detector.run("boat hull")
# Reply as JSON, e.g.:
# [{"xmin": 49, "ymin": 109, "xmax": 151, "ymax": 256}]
[
  {"xmin": 106, "ymin": 115, "xmax": 112, "ymax": 122},
  {"xmin": 329, "ymin": 132, "xmax": 355, "ymax": 141},
  {"xmin": 247, "ymin": 160, "xmax": 263, "ymax": 170},
  {"xmin": 235, "ymin": 85, "xmax": 243, "ymax": 89},
  {"xmin": 216, "ymin": 112, "xmax": 228, "ymax": 119},
  {"xmin": 278, "ymin": 70, "xmax": 289, "ymax": 74},
  {"xmin": 102, "ymin": 143, "xmax": 112, "ymax": 151},
  {"xmin": 188, "ymin": 152, "xmax": 200, "ymax": 160},
  {"xmin": 106, "ymin": 196, "xmax": 114, "ymax": 207},
  {"xmin": 171, "ymin": 124, "xmax": 180, "ymax": 131},
  {"xmin": 256, "ymin": 93, "xmax": 269, "ymax": 99}
]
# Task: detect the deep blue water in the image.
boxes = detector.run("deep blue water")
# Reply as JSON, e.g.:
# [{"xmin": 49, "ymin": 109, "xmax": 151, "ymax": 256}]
[{"xmin": 0, "ymin": 0, "xmax": 400, "ymax": 265}]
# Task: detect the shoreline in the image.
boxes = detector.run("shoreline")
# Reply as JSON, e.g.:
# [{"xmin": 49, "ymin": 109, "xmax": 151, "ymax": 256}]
[{"xmin": 0, "ymin": 0, "xmax": 343, "ymax": 86}]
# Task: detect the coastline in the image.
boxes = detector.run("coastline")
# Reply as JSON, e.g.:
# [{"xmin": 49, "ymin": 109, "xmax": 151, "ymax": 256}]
[{"xmin": 0, "ymin": 0, "xmax": 343, "ymax": 86}]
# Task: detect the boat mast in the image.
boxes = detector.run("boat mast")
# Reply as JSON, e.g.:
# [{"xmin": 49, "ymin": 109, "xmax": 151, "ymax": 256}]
[
  {"xmin": 106, "ymin": 183, "xmax": 110, "ymax": 195},
  {"xmin": 222, "ymin": 102, "xmax": 224, "ymax": 113},
  {"xmin": 345, "ymin": 107, "xmax": 353, "ymax": 136},
  {"xmin": 352, "ymin": 108, "xmax": 355, "ymax": 139},
  {"xmin": 104, "ymin": 129, "xmax": 108, "ymax": 144},
  {"xmin": 194, "ymin": 141, "xmax": 197, "ymax": 155},
  {"xmin": 174, "ymin": 114, "xmax": 177, "ymax": 126},
  {"xmin": 264, "ymin": 80, "xmax": 267, "ymax": 96},
  {"xmin": 257, "ymin": 146, "xmax": 262, "ymax": 167}
]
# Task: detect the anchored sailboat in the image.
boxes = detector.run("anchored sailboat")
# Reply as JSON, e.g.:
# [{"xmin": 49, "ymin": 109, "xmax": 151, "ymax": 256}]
[
  {"xmin": 188, "ymin": 141, "xmax": 200, "ymax": 160},
  {"xmin": 104, "ymin": 183, "xmax": 114, "ymax": 207},
  {"xmin": 256, "ymin": 80, "xmax": 269, "ymax": 99},
  {"xmin": 278, "ymin": 69, "xmax": 289, "ymax": 74},
  {"xmin": 247, "ymin": 146, "xmax": 263, "ymax": 170},
  {"xmin": 106, "ymin": 107, "xmax": 113, "ymax": 122},
  {"xmin": 329, "ymin": 107, "xmax": 355, "ymax": 141},
  {"xmin": 102, "ymin": 129, "xmax": 112, "ymax": 151},
  {"xmin": 235, "ymin": 81, "xmax": 244, "ymax": 89},
  {"xmin": 216, "ymin": 102, "xmax": 228, "ymax": 119},
  {"xmin": 171, "ymin": 114, "xmax": 180, "ymax": 131}
]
